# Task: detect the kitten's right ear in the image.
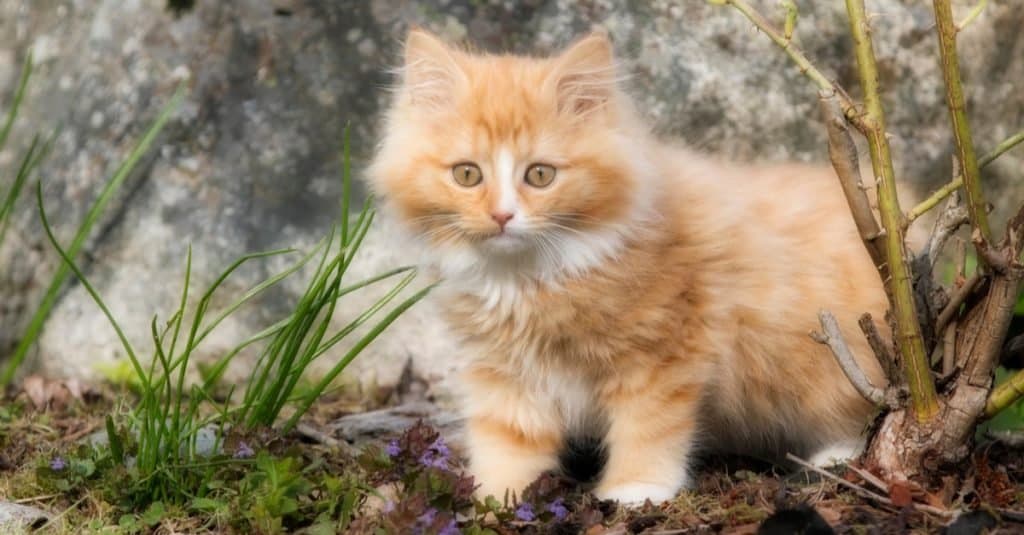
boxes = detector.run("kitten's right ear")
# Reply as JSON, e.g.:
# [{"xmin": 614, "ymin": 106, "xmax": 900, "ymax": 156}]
[
  {"xmin": 546, "ymin": 30, "xmax": 619, "ymax": 119},
  {"xmin": 401, "ymin": 28, "xmax": 466, "ymax": 108}
]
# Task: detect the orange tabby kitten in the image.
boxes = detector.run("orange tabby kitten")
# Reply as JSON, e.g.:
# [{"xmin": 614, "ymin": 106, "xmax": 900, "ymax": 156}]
[{"xmin": 367, "ymin": 29, "xmax": 889, "ymax": 505}]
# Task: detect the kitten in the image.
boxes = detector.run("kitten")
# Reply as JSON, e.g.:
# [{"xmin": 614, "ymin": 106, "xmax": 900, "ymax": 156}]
[{"xmin": 367, "ymin": 29, "xmax": 889, "ymax": 505}]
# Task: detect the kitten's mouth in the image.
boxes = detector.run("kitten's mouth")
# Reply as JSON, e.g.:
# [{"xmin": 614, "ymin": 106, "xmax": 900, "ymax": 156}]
[{"xmin": 481, "ymin": 231, "xmax": 530, "ymax": 253}]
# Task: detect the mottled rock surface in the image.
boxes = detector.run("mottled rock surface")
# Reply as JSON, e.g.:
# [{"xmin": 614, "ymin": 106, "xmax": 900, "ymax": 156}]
[{"xmin": 0, "ymin": 1, "xmax": 1021, "ymax": 388}]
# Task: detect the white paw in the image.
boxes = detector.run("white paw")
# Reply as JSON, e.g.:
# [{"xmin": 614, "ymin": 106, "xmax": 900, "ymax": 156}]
[
  {"xmin": 594, "ymin": 482, "xmax": 680, "ymax": 506},
  {"xmin": 808, "ymin": 442, "xmax": 863, "ymax": 468}
]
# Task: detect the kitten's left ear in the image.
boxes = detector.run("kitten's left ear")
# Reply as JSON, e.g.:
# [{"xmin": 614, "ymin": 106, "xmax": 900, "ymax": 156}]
[{"xmin": 546, "ymin": 30, "xmax": 619, "ymax": 118}]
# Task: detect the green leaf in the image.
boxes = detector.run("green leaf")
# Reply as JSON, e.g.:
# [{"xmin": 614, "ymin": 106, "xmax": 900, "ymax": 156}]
[
  {"xmin": 106, "ymin": 415, "xmax": 124, "ymax": 464},
  {"xmin": 141, "ymin": 501, "xmax": 165, "ymax": 526}
]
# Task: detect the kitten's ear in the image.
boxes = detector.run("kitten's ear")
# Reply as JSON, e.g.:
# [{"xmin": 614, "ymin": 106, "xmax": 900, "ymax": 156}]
[
  {"xmin": 401, "ymin": 28, "xmax": 466, "ymax": 108},
  {"xmin": 546, "ymin": 31, "xmax": 618, "ymax": 118}
]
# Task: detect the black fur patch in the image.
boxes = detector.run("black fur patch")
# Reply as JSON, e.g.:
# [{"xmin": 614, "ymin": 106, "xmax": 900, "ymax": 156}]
[{"xmin": 558, "ymin": 435, "xmax": 607, "ymax": 484}]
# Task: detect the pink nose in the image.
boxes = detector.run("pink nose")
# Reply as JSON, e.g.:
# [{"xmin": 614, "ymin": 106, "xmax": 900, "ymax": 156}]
[{"xmin": 490, "ymin": 211, "xmax": 514, "ymax": 229}]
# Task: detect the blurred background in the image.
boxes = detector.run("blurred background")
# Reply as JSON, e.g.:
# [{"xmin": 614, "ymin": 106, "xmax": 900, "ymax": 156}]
[{"xmin": 0, "ymin": 0, "xmax": 1021, "ymax": 395}]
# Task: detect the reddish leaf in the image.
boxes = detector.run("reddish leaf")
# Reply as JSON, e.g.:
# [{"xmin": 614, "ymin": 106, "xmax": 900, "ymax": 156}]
[{"xmin": 889, "ymin": 480, "xmax": 913, "ymax": 508}]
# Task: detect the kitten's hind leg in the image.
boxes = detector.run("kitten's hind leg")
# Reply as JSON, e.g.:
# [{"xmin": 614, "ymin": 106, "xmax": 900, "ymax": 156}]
[
  {"xmin": 807, "ymin": 440, "xmax": 864, "ymax": 468},
  {"xmin": 593, "ymin": 375, "xmax": 702, "ymax": 505}
]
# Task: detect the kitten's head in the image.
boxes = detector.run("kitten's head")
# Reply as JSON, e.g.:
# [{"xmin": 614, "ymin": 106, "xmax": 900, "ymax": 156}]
[{"xmin": 368, "ymin": 29, "xmax": 654, "ymax": 281}]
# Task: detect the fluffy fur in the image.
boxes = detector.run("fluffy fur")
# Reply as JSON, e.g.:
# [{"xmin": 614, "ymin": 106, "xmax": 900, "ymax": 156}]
[{"xmin": 367, "ymin": 29, "xmax": 889, "ymax": 505}]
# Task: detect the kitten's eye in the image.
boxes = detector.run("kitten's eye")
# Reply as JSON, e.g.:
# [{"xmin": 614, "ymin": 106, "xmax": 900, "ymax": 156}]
[
  {"xmin": 524, "ymin": 164, "xmax": 557, "ymax": 188},
  {"xmin": 451, "ymin": 163, "xmax": 483, "ymax": 187}
]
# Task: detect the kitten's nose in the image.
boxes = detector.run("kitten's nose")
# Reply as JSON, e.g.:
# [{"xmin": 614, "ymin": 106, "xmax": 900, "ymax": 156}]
[{"xmin": 490, "ymin": 211, "xmax": 514, "ymax": 230}]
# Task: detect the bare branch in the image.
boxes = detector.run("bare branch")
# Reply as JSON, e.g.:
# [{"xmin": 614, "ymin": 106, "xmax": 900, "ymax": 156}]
[
  {"xmin": 987, "ymin": 368, "xmax": 1024, "ymax": 417},
  {"xmin": 935, "ymin": 273, "xmax": 982, "ymax": 337},
  {"xmin": 942, "ymin": 320, "xmax": 957, "ymax": 377},
  {"xmin": 847, "ymin": 0, "xmax": 939, "ymax": 420},
  {"xmin": 973, "ymin": 228, "xmax": 1008, "ymax": 273},
  {"xmin": 957, "ymin": 0, "xmax": 988, "ymax": 31},
  {"xmin": 858, "ymin": 313, "xmax": 897, "ymax": 383},
  {"xmin": 713, "ymin": 0, "xmax": 869, "ymax": 132},
  {"xmin": 934, "ymin": 0, "xmax": 990, "ymax": 243},
  {"xmin": 812, "ymin": 310, "xmax": 886, "ymax": 405},
  {"xmin": 920, "ymin": 191, "xmax": 969, "ymax": 271},
  {"xmin": 819, "ymin": 90, "xmax": 886, "ymax": 275},
  {"xmin": 905, "ymin": 129, "xmax": 1024, "ymax": 223}
]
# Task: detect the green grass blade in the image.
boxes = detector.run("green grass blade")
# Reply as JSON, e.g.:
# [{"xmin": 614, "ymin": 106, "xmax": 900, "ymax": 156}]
[
  {"xmin": 32, "ymin": 182, "xmax": 149, "ymax": 390},
  {"xmin": 2, "ymin": 83, "xmax": 186, "ymax": 385},
  {"xmin": 340, "ymin": 123, "xmax": 351, "ymax": 246},
  {"xmin": 0, "ymin": 50, "xmax": 32, "ymax": 152},
  {"xmin": 0, "ymin": 129, "xmax": 53, "ymax": 250},
  {"xmin": 283, "ymin": 280, "xmax": 436, "ymax": 432}
]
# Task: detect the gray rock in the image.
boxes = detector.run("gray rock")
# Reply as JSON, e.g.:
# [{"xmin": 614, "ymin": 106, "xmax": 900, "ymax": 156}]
[
  {"xmin": 0, "ymin": 1, "xmax": 1022, "ymax": 390},
  {"xmin": 0, "ymin": 501, "xmax": 50, "ymax": 533}
]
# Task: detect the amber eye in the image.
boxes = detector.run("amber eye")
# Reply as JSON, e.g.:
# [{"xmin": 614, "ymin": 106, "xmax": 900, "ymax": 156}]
[
  {"xmin": 451, "ymin": 163, "xmax": 483, "ymax": 187},
  {"xmin": 524, "ymin": 164, "xmax": 557, "ymax": 188}
]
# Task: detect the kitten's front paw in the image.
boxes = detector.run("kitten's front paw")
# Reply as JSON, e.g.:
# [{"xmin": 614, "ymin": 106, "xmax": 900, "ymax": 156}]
[{"xmin": 594, "ymin": 482, "xmax": 680, "ymax": 506}]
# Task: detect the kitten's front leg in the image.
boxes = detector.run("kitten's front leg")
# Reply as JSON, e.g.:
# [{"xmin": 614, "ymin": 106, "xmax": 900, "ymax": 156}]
[
  {"xmin": 594, "ymin": 376, "xmax": 702, "ymax": 505},
  {"xmin": 462, "ymin": 366, "xmax": 563, "ymax": 501}
]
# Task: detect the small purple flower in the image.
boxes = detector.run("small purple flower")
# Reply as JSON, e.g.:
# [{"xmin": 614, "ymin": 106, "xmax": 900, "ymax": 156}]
[
  {"xmin": 438, "ymin": 518, "xmax": 460, "ymax": 535},
  {"xmin": 417, "ymin": 507, "xmax": 438, "ymax": 525},
  {"xmin": 547, "ymin": 498, "xmax": 569, "ymax": 520},
  {"xmin": 233, "ymin": 441, "xmax": 255, "ymax": 459},
  {"xmin": 385, "ymin": 439, "xmax": 401, "ymax": 457},
  {"xmin": 429, "ymin": 436, "xmax": 450, "ymax": 458},
  {"xmin": 418, "ymin": 435, "xmax": 451, "ymax": 469},
  {"xmin": 49, "ymin": 456, "xmax": 66, "ymax": 471},
  {"xmin": 514, "ymin": 502, "xmax": 535, "ymax": 522}
]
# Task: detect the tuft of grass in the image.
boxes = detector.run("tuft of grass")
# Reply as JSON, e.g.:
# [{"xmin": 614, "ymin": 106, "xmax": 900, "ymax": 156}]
[
  {"xmin": 1, "ymin": 81, "xmax": 187, "ymax": 385},
  {"xmin": 239, "ymin": 125, "xmax": 436, "ymax": 433},
  {"xmin": 32, "ymin": 120, "xmax": 431, "ymax": 507}
]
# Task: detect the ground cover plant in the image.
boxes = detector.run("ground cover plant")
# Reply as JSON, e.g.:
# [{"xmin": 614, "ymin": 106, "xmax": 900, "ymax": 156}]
[{"xmin": 3, "ymin": 1, "xmax": 1024, "ymax": 533}]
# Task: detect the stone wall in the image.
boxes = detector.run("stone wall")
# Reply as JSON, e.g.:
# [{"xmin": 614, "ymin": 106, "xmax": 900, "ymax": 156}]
[{"xmin": 0, "ymin": 0, "xmax": 1021, "ymax": 389}]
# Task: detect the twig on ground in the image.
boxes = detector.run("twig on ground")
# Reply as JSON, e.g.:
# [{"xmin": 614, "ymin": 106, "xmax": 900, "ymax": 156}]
[
  {"xmin": 858, "ymin": 313, "xmax": 897, "ymax": 384},
  {"xmin": 294, "ymin": 422, "xmax": 355, "ymax": 454},
  {"xmin": 811, "ymin": 310, "xmax": 886, "ymax": 406},
  {"xmin": 820, "ymin": 90, "xmax": 886, "ymax": 275},
  {"xmin": 786, "ymin": 453, "xmax": 953, "ymax": 517},
  {"xmin": 845, "ymin": 464, "xmax": 889, "ymax": 494}
]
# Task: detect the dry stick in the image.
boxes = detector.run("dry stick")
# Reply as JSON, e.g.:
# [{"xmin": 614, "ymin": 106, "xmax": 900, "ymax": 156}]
[
  {"xmin": 935, "ymin": 272, "xmax": 981, "ymax": 336},
  {"xmin": 845, "ymin": 464, "xmax": 889, "ymax": 494},
  {"xmin": 846, "ymin": 0, "xmax": 939, "ymax": 421},
  {"xmin": 715, "ymin": 0, "xmax": 869, "ymax": 133},
  {"xmin": 934, "ymin": 0, "xmax": 990, "ymax": 243},
  {"xmin": 785, "ymin": 453, "xmax": 953, "ymax": 517},
  {"xmin": 820, "ymin": 90, "xmax": 886, "ymax": 276},
  {"xmin": 942, "ymin": 320, "xmax": 957, "ymax": 378},
  {"xmin": 859, "ymin": 313, "xmax": 898, "ymax": 383},
  {"xmin": 921, "ymin": 192, "xmax": 969, "ymax": 271},
  {"xmin": 811, "ymin": 310, "xmax": 886, "ymax": 405},
  {"xmin": 906, "ymin": 129, "xmax": 1024, "ymax": 224}
]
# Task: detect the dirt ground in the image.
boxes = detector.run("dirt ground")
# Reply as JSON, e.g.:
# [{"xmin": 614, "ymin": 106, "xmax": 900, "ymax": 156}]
[{"xmin": 1, "ymin": 379, "xmax": 1022, "ymax": 534}]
